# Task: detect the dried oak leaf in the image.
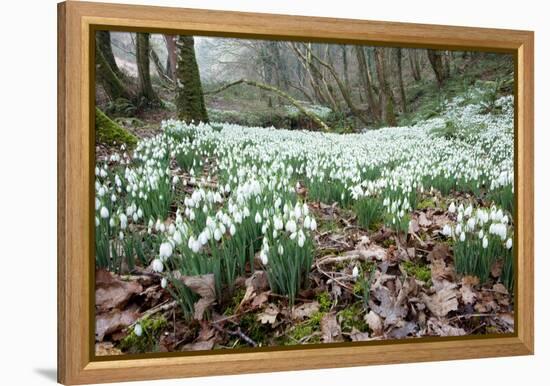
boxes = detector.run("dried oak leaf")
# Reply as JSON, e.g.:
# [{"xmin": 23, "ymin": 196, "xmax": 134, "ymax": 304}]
[
  {"xmin": 369, "ymin": 278, "xmax": 413, "ymax": 327},
  {"xmin": 291, "ymin": 301, "xmax": 320, "ymax": 320},
  {"xmin": 459, "ymin": 276, "xmax": 478, "ymax": 305},
  {"xmin": 388, "ymin": 321, "xmax": 418, "ymax": 339},
  {"xmin": 95, "ymin": 269, "xmax": 142, "ymax": 312},
  {"xmin": 418, "ymin": 212, "xmax": 432, "ymax": 228},
  {"xmin": 181, "ymin": 274, "xmax": 216, "ymax": 320},
  {"xmin": 427, "ymin": 243, "xmax": 450, "ymax": 262},
  {"xmin": 358, "ymin": 243, "xmax": 387, "ymax": 261},
  {"xmin": 321, "ymin": 313, "xmax": 342, "ymax": 343},
  {"xmin": 350, "ymin": 328, "xmax": 371, "ymax": 342},
  {"xmin": 430, "ymin": 258, "xmax": 455, "ymax": 283},
  {"xmin": 408, "ymin": 219, "xmax": 420, "ymax": 234},
  {"xmin": 95, "ymin": 342, "xmax": 123, "ymax": 356},
  {"xmin": 364, "ymin": 310, "xmax": 383, "ymax": 336},
  {"xmin": 95, "ymin": 308, "xmax": 138, "ymax": 341},
  {"xmin": 421, "ymin": 281, "xmax": 458, "ymax": 318},
  {"xmin": 257, "ymin": 303, "xmax": 279, "ymax": 325},
  {"xmin": 491, "ymin": 259, "xmax": 504, "ymax": 278},
  {"xmin": 239, "ymin": 271, "xmax": 270, "ymax": 310},
  {"xmin": 427, "ymin": 317, "xmax": 466, "ymax": 336},
  {"xmin": 182, "ymin": 340, "xmax": 215, "ymax": 351}
]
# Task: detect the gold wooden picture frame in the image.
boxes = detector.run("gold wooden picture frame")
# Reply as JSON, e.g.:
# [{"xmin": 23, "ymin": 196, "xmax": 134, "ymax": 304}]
[{"xmin": 58, "ymin": 1, "xmax": 534, "ymax": 384}]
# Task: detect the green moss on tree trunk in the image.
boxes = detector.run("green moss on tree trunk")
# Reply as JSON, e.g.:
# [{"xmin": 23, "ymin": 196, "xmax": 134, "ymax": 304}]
[
  {"xmin": 95, "ymin": 107, "xmax": 138, "ymax": 148},
  {"xmin": 176, "ymin": 35, "xmax": 208, "ymax": 123}
]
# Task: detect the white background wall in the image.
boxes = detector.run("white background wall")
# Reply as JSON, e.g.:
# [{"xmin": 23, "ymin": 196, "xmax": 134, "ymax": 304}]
[{"xmin": 0, "ymin": 0, "xmax": 546, "ymax": 384}]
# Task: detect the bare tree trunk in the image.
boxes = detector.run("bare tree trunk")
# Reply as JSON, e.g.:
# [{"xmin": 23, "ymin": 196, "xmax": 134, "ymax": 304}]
[
  {"xmin": 427, "ymin": 49, "xmax": 449, "ymax": 86},
  {"xmin": 136, "ymin": 33, "xmax": 162, "ymax": 108},
  {"xmin": 176, "ymin": 35, "xmax": 208, "ymax": 123},
  {"xmin": 150, "ymin": 47, "xmax": 173, "ymax": 86},
  {"xmin": 408, "ymin": 49, "xmax": 422, "ymax": 81},
  {"xmin": 396, "ymin": 48, "xmax": 407, "ymax": 114},
  {"xmin": 341, "ymin": 45, "xmax": 350, "ymax": 90},
  {"xmin": 205, "ymin": 79, "xmax": 330, "ymax": 131},
  {"xmin": 355, "ymin": 46, "xmax": 380, "ymax": 122},
  {"xmin": 374, "ymin": 47, "xmax": 397, "ymax": 126},
  {"xmin": 164, "ymin": 35, "xmax": 177, "ymax": 81},
  {"xmin": 304, "ymin": 43, "xmax": 370, "ymax": 125}
]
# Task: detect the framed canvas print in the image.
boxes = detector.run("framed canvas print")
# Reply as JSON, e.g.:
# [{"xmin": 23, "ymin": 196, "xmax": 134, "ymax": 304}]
[{"xmin": 57, "ymin": 1, "xmax": 534, "ymax": 384}]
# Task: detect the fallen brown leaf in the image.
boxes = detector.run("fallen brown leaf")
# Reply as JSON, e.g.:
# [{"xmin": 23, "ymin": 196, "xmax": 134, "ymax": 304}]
[
  {"xmin": 321, "ymin": 313, "xmax": 342, "ymax": 343},
  {"xmin": 291, "ymin": 301, "xmax": 320, "ymax": 320},
  {"xmin": 257, "ymin": 303, "xmax": 279, "ymax": 325},
  {"xmin": 96, "ymin": 308, "xmax": 138, "ymax": 341},
  {"xmin": 421, "ymin": 281, "xmax": 458, "ymax": 318},
  {"xmin": 364, "ymin": 310, "xmax": 383, "ymax": 336},
  {"xmin": 95, "ymin": 269, "xmax": 142, "ymax": 312},
  {"xmin": 181, "ymin": 274, "xmax": 216, "ymax": 320}
]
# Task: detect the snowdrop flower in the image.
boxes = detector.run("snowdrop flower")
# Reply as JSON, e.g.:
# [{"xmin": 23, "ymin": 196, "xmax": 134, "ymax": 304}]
[
  {"xmin": 100, "ymin": 206, "xmax": 109, "ymax": 219},
  {"xmin": 466, "ymin": 217, "xmax": 476, "ymax": 231},
  {"xmin": 230, "ymin": 224, "xmax": 236, "ymax": 236},
  {"xmin": 168, "ymin": 223, "xmax": 176, "ymax": 235},
  {"xmin": 152, "ymin": 259, "xmax": 164, "ymax": 272},
  {"xmin": 352, "ymin": 266, "xmax": 359, "ymax": 279},
  {"xmin": 255, "ymin": 212, "xmax": 262, "ymax": 224},
  {"xmin": 448, "ymin": 202, "xmax": 456, "ymax": 214},
  {"xmin": 286, "ymin": 219, "xmax": 297, "ymax": 233},
  {"xmin": 119, "ymin": 231, "xmax": 124, "ymax": 240},
  {"xmin": 310, "ymin": 218, "xmax": 317, "ymax": 231},
  {"xmin": 478, "ymin": 229, "xmax": 484, "ymax": 239},
  {"xmin": 278, "ymin": 244, "xmax": 284, "ymax": 255},
  {"xmin": 109, "ymin": 218, "xmax": 115, "ymax": 227},
  {"xmin": 119, "ymin": 214, "xmax": 128, "ymax": 230},
  {"xmin": 506, "ymin": 238, "xmax": 513, "ymax": 249},
  {"xmin": 173, "ymin": 230, "xmax": 182, "ymax": 245},
  {"xmin": 455, "ymin": 223, "xmax": 462, "ymax": 236},
  {"xmin": 457, "ymin": 212, "xmax": 463, "ymax": 223},
  {"xmin": 214, "ymin": 228, "xmax": 223, "ymax": 241},
  {"xmin": 294, "ymin": 203, "xmax": 302, "ymax": 218},
  {"xmin": 161, "ymin": 278, "xmax": 168, "ymax": 289},
  {"xmin": 482, "ymin": 236, "xmax": 489, "ymax": 249},
  {"xmin": 199, "ymin": 231, "xmax": 209, "ymax": 246},
  {"xmin": 134, "ymin": 324, "xmax": 143, "ymax": 337},
  {"xmin": 304, "ymin": 216, "xmax": 311, "ymax": 229},
  {"xmin": 159, "ymin": 242, "xmax": 173, "ymax": 260},
  {"xmin": 95, "ymin": 217, "xmax": 99, "ymax": 227},
  {"xmin": 260, "ymin": 250, "xmax": 268, "ymax": 265},
  {"xmin": 441, "ymin": 224, "xmax": 452, "ymax": 237},
  {"xmin": 464, "ymin": 205, "xmax": 473, "ymax": 217},
  {"xmin": 459, "ymin": 231, "xmax": 466, "ymax": 242},
  {"xmin": 297, "ymin": 230, "xmax": 305, "ymax": 247}
]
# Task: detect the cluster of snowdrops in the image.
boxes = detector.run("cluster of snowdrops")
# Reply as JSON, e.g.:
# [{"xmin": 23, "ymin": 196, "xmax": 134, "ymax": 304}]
[{"xmin": 95, "ymin": 91, "xmax": 515, "ymax": 319}]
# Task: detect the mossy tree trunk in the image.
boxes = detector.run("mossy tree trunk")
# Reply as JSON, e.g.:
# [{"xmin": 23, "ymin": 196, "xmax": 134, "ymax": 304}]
[
  {"xmin": 408, "ymin": 49, "xmax": 422, "ymax": 81},
  {"xmin": 95, "ymin": 107, "xmax": 138, "ymax": 148},
  {"xmin": 136, "ymin": 33, "xmax": 162, "ymax": 108},
  {"xmin": 96, "ymin": 31, "xmax": 124, "ymax": 79},
  {"xmin": 95, "ymin": 44, "xmax": 133, "ymax": 102},
  {"xmin": 374, "ymin": 47, "xmax": 397, "ymax": 126},
  {"xmin": 175, "ymin": 35, "xmax": 209, "ymax": 123},
  {"xmin": 427, "ymin": 49, "xmax": 449, "ymax": 87}
]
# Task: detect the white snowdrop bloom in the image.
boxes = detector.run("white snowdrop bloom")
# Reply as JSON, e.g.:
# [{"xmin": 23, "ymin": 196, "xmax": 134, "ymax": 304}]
[
  {"xmin": 303, "ymin": 203, "xmax": 309, "ymax": 216},
  {"xmin": 255, "ymin": 212, "xmax": 262, "ymax": 224},
  {"xmin": 155, "ymin": 219, "xmax": 161, "ymax": 232},
  {"xmin": 95, "ymin": 217, "xmax": 99, "ymax": 227},
  {"xmin": 173, "ymin": 230, "xmax": 183, "ymax": 245},
  {"xmin": 168, "ymin": 223, "xmax": 176, "ymax": 235},
  {"xmin": 506, "ymin": 238, "xmax": 513, "ymax": 249},
  {"xmin": 310, "ymin": 217, "xmax": 317, "ymax": 231},
  {"xmin": 152, "ymin": 259, "xmax": 164, "ymax": 273},
  {"xmin": 119, "ymin": 214, "xmax": 128, "ymax": 230},
  {"xmin": 478, "ymin": 229, "xmax": 484, "ymax": 239},
  {"xmin": 100, "ymin": 206, "xmax": 109, "ymax": 219},
  {"xmin": 109, "ymin": 218, "xmax": 115, "ymax": 227},
  {"xmin": 199, "ymin": 231, "xmax": 209, "ymax": 246},
  {"xmin": 352, "ymin": 266, "xmax": 359, "ymax": 279},
  {"xmin": 482, "ymin": 237, "xmax": 489, "ymax": 249},
  {"xmin": 136, "ymin": 208, "xmax": 143, "ymax": 219},
  {"xmin": 132, "ymin": 213, "xmax": 138, "ymax": 222},
  {"xmin": 134, "ymin": 324, "xmax": 143, "ymax": 337},
  {"xmin": 230, "ymin": 223, "xmax": 236, "ymax": 236},
  {"xmin": 119, "ymin": 231, "xmax": 124, "ymax": 240},
  {"xmin": 100, "ymin": 169, "xmax": 108, "ymax": 178},
  {"xmin": 214, "ymin": 228, "xmax": 223, "ymax": 241},
  {"xmin": 502, "ymin": 215, "xmax": 509, "ymax": 224},
  {"xmin": 172, "ymin": 175, "xmax": 179, "ymax": 185},
  {"xmin": 161, "ymin": 278, "xmax": 168, "ymax": 289},
  {"xmin": 459, "ymin": 232, "xmax": 466, "ymax": 242},
  {"xmin": 303, "ymin": 216, "xmax": 311, "ymax": 229},
  {"xmin": 448, "ymin": 202, "xmax": 456, "ymax": 214},
  {"xmin": 278, "ymin": 244, "xmax": 284, "ymax": 255},
  {"xmin": 464, "ymin": 205, "xmax": 473, "ymax": 217},
  {"xmin": 455, "ymin": 223, "xmax": 462, "ymax": 236},
  {"xmin": 260, "ymin": 250, "xmax": 268, "ymax": 265},
  {"xmin": 95, "ymin": 198, "xmax": 100, "ymax": 210},
  {"xmin": 189, "ymin": 211, "xmax": 196, "ymax": 221},
  {"xmin": 457, "ymin": 212, "xmax": 463, "ymax": 223},
  {"xmin": 466, "ymin": 217, "xmax": 476, "ymax": 231},
  {"xmin": 159, "ymin": 223, "xmax": 166, "ymax": 233},
  {"xmin": 297, "ymin": 230, "xmax": 306, "ymax": 247},
  {"xmin": 261, "ymin": 223, "xmax": 268, "ymax": 234},
  {"xmin": 441, "ymin": 224, "xmax": 452, "ymax": 237},
  {"xmin": 110, "ymin": 193, "xmax": 116, "ymax": 202},
  {"xmin": 285, "ymin": 219, "xmax": 297, "ymax": 233},
  {"xmin": 159, "ymin": 242, "xmax": 173, "ymax": 260},
  {"xmin": 188, "ymin": 236, "xmax": 196, "ymax": 250},
  {"xmin": 294, "ymin": 204, "xmax": 302, "ymax": 219}
]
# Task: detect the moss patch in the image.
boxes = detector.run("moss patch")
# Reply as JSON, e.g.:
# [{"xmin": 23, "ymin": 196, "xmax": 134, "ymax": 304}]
[
  {"xmin": 120, "ymin": 316, "xmax": 167, "ymax": 353},
  {"xmin": 95, "ymin": 107, "xmax": 138, "ymax": 149},
  {"xmin": 402, "ymin": 260, "xmax": 432, "ymax": 283}
]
